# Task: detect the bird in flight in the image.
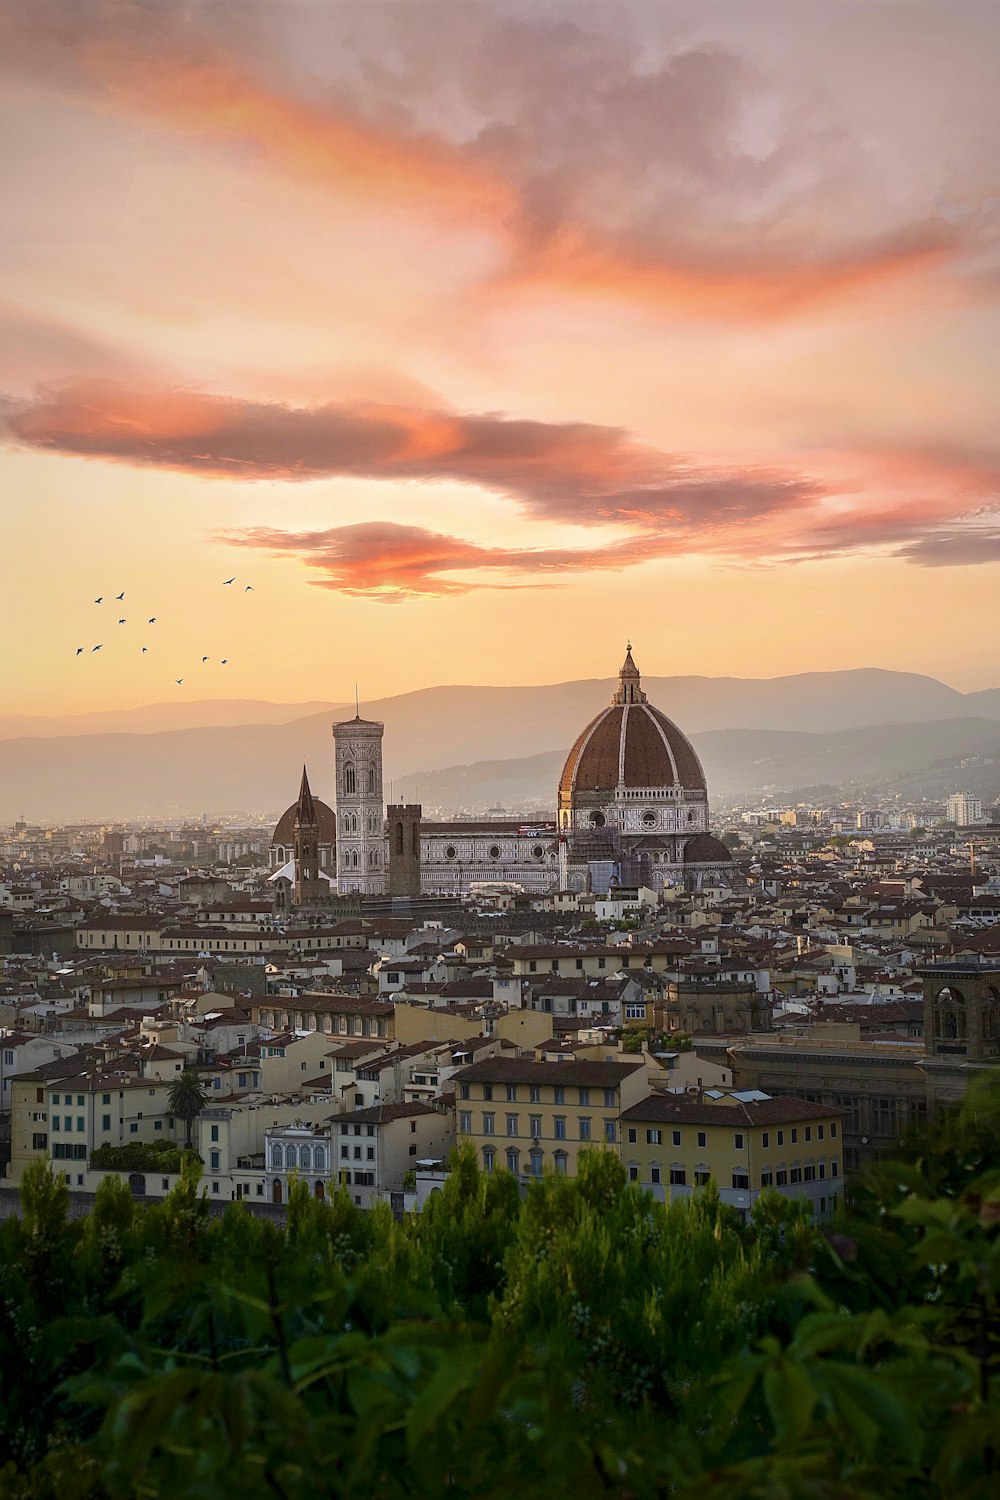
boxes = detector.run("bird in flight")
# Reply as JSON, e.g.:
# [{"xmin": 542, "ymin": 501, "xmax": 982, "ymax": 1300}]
[
  {"xmin": 148, "ymin": 617, "xmax": 157, "ymax": 624},
  {"xmin": 116, "ymin": 591, "xmax": 125, "ymax": 601},
  {"xmin": 223, "ymin": 577, "xmax": 235, "ymax": 585},
  {"xmin": 175, "ymin": 678, "xmax": 184, "ymax": 685},
  {"xmin": 220, "ymin": 658, "xmax": 229, "ymax": 665},
  {"xmin": 201, "ymin": 656, "xmax": 209, "ymax": 663},
  {"xmin": 141, "ymin": 647, "xmax": 148, "ymax": 655},
  {"xmin": 75, "ymin": 647, "xmax": 84, "ymax": 656},
  {"xmin": 244, "ymin": 584, "xmax": 254, "ymax": 592},
  {"xmin": 118, "ymin": 617, "xmax": 126, "ymax": 624},
  {"xmin": 94, "ymin": 596, "xmax": 103, "ymax": 604},
  {"xmin": 92, "ymin": 644, "xmax": 103, "ymax": 652}
]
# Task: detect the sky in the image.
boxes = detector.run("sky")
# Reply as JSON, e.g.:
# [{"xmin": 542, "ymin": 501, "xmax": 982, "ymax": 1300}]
[{"xmin": 1, "ymin": 0, "xmax": 999, "ymax": 715}]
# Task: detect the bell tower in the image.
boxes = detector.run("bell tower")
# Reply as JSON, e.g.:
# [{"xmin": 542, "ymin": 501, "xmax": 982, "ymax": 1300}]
[
  {"xmin": 332, "ymin": 710, "xmax": 387, "ymax": 895},
  {"xmin": 293, "ymin": 764, "xmax": 325, "ymax": 905}
]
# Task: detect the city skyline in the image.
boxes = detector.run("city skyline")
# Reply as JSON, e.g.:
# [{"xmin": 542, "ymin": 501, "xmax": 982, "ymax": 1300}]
[{"xmin": 2, "ymin": 0, "xmax": 1000, "ymax": 715}]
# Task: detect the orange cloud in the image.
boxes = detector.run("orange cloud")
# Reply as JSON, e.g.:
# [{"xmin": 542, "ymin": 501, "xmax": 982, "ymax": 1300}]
[
  {"xmin": 1, "ymin": 1, "xmax": 977, "ymax": 323},
  {"xmin": 219, "ymin": 521, "xmax": 668, "ymax": 602},
  {"xmin": 3, "ymin": 379, "xmax": 823, "ymax": 533}
]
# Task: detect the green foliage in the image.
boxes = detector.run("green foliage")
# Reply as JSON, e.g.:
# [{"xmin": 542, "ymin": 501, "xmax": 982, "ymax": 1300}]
[
  {"xmin": 0, "ymin": 1099, "xmax": 998, "ymax": 1496},
  {"xmin": 90, "ymin": 1140, "xmax": 187, "ymax": 1173}
]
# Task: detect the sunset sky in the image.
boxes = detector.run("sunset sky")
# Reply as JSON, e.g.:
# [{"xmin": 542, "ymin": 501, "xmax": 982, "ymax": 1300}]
[{"xmin": 2, "ymin": 0, "xmax": 999, "ymax": 716}]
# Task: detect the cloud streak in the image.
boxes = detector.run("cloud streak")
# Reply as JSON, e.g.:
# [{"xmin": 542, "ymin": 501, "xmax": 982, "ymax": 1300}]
[
  {"xmin": 4, "ymin": 378, "xmax": 824, "ymax": 534},
  {"xmin": 220, "ymin": 522, "xmax": 666, "ymax": 601},
  {"xmin": 7, "ymin": 378, "xmax": 1000, "ymax": 593}
]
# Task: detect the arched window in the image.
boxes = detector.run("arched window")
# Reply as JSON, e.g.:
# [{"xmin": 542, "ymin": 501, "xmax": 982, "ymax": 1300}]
[
  {"xmin": 369, "ymin": 849, "xmax": 378, "ymax": 867},
  {"xmin": 344, "ymin": 764, "xmax": 356, "ymax": 794},
  {"xmin": 314, "ymin": 1146, "xmax": 326, "ymax": 1172},
  {"xmin": 350, "ymin": 814, "xmax": 358, "ymax": 834},
  {"xmin": 271, "ymin": 1143, "xmax": 283, "ymax": 1169},
  {"xmin": 367, "ymin": 766, "xmax": 377, "ymax": 793},
  {"xmin": 506, "ymin": 1147, "xmax": 520, "ymax": 1174},
  {"xmin": 529, "ymin": 1149, "xmax": 543, "ymax": 1178},
  {"xmin": 590, "ymin": 811, "xmax": 605, "ymax": 828},
  {"xmin": 299, "ymin": 1145, "xmax": 312, "ymax": 1170},
  {"xmin": 553, "ymin": 1150, "xmax": 568, "ymax": 1176},
  {"xmin": 351, "ymin": 850, "xmax": 359, "ymax": 869},
  {"xmin": 482, "ymin": 1146, "xmax": 496, "ymax": 1173}
]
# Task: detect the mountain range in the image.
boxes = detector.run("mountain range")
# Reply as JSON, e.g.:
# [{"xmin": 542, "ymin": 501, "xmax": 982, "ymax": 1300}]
[{"xmin": 2, "ymin": 669, "xmax": 999, "ymax": 821}]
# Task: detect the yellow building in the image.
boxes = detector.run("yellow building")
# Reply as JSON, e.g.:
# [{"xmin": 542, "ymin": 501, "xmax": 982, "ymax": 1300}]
[
  {"xmin": 453, "ymin": 1058, "xmax": 646, "ymax": 1178},
  {"xmin": 619, "ymin": 1092, "xmax": 844, "ymax": 1221}
]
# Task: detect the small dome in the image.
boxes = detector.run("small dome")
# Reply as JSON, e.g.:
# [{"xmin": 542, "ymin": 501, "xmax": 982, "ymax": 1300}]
[
  {"xmin": 560, "ymin": 647, "xmax": 706, "ymax": 801},
  {"xmin": 683, "ymin": 833, "xmax": 734, "ymax": 865},
  {"xmin": 271, "ymin": 798, "xmax": 336, "ymax": 848}
]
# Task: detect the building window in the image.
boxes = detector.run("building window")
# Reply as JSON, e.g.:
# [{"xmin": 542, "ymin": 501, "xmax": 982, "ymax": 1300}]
[
  {"xmin": 603, "ymin": 1089, "xmax": 615, "ymax": 1108},
  {"xmin": 761, "ymin": 1169, "xmax": 773, "ymax": 1187},
  {"xmin": 790, "ymin": 1167, "xmax": 802, "ymax": 1184},
  {"xmin": 604, "ymin": 1121, "xmax": 616, "ymax": 1144},
  {"xmin": 482, "ymin": 1146, "xmax": 496, "ymax": 1172},
  {"xmin": 627, "ymin": 1163, "xmax": 639, "ymax": 1182},
  {"xmin": 697, "ymin": 1131, "xmax": 707, "ymax": 1148},
  {"xmin": 460, "ymin": 1112, "xmax": 472, "ymax": 1134},
  {"xmin": 460, "ymin": 1084, "xmax": 470, "ymax": 1101},
  {"xmin": 482, "ymin": 1113, "xmax": 495, "ymax": 1136},
  {"xmin": 483, "ymin": 1085, "xmax": 493, "ymax": 1101},
  {"xmin": 554, "ymin": 1117, "xmax": 566, "ymax": 1141},
  {"xmin": 805, "ymin": 1126, "xmax": 812, "ymax": 1142},
  {"xmin": 579, "ymin": 1118, "xmax": 591, "ymax": 1140},
  {"xmin": 578, "ymin": 1087, "xmax": 590, "ymax": 1106},
  {"xmin": 647, "ymin": 1128, "xmax": 662, "ymax": 1146},
  {"xmin": 554, "ymin": 1150, "xmax": 568, "ymax": 1175},
  {"xmin": 102, "ymin": 1114, "xmax": 111, "ymax": 1131},
  {"xmin": 734, "ymin": 1133, "xmax": 744, "ymax": 1150},
  {"xmin": 210, "ymin": 1125, "xmax": 219, "ymax": 1143},
  {"xmin": 528, "ymin": 1114, "xmax": 542, "ymax": 1137},
  {"xmin": 529, "ymin": 1149, "xmax": 543, "ymax": 1178},
  {"xmin": 791, "ymin": 1129, "xmax": 798, "ymax": 1145},
  {"xmin": 777, "ymin": 1131, "xmax": 784, "ymax": 1146},
  {"xmin": 762, "ymin": 1132, "xmax": 769, "ymax": 1148},
  {"xmin": 804, "ymin": 1165, "xmax": 815, "ymax": 1181},
  {"xmin": 669, "ymin": 1167, "xmax": 686, "ymax": 1185},
  {"xmin": 671, "ymin": 1129, "xmax": 681, "ymax": 1146},
  {"xmin": 530, "ymin": 1085, "xmax": 541, "ymax": 1104},
  {"xmin": 506, "ymin": 1148, "xmax": 519, "ymax": 1173},
  {"xmin": 506, "ymin": 1084, "xmax": 518, "ymax": 1102},
  {"xmin": 344, "ymin": 764, "xmax": 356, "ymax": 794},
  {"xmin": 627, "ymin": 1128, "xmax": 637, "ymax": 1144},
  {"xmin": 694, "ymin": 1169, "xmax": 711, "ymax": 1187},
  {"xmin": 831, "ymin": 1123, "xmax": 838, "ymax": 1138},
  {"xmin": 818, "ymin": 1124, "xmax": 825, "ymax": 1140},
  {"xmin": 210, "ymin": 1151, "xmax": 220, "ymax": 1171},
  {"xmin": 732, "ymin": 1170, "xmax": 750, "ymax": 1190},
  {"xmin": 553, "ymin": 1086, "xmax": 565, "ymax": 1105},
  {"xmin": 831, "ymin": 1159, "xmax": 839, "ymax": 1177},
  {"xmin": 506, "ymin": 1114, "xmax": 518, "ymax": 1138}
]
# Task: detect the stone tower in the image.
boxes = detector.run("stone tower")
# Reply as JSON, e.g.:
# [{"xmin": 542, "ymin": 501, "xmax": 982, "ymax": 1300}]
[
  {"xmin": 293, "ymin": 764, "xmax": 325, "ymax": 905},
  {"xmin": 332, "ymin": 712, "xmax": 386, "ymax": 895},
  {"xmin": 386, "ymin": 804, "xmax": 423, "ymax": 898}
]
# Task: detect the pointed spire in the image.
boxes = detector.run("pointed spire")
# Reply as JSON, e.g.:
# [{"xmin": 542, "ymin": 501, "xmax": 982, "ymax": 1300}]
[
  {"xmin": 613, "ymin": 641, "xmax": 646, "ymax": 705},
  {"xmin": 294, "ymin": 763, "xmax": 318, "ymax": 826}
]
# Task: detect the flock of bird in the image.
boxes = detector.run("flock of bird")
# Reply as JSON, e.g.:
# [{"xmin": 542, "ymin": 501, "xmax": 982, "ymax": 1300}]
[{"xmin": 76, "ymin": 578, "xmax": 254, "ymax": 684}]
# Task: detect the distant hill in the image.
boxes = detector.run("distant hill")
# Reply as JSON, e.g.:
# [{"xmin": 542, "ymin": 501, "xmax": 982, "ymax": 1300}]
[
  {"xmin": 2, "ymin": 668, "xmax": 998, "ymax": 747},
  {"xmin": 0, "ymin": 700, "xmax": 341, "ymax": 739},
  {"xmin": 3, "ymin": 710, "xmax": 1000, "ymax": 822}
]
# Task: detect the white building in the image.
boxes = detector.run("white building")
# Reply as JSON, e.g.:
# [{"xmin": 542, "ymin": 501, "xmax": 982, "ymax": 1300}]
[{"xmin": 947, "ymin": 791, "xmax": 984, "ymax": 826}]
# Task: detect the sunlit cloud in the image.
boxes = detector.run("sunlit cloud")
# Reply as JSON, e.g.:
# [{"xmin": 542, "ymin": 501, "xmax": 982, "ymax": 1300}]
[{"xmin": 1, "ymin": 0, "xmax": 988, "ymax": 324}]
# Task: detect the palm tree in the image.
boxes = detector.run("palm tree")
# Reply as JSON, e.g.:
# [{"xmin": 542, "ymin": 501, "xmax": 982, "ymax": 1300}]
[{"xmin": 168, "ymin": 1070, "xmax": 209, "ymax": 1151}]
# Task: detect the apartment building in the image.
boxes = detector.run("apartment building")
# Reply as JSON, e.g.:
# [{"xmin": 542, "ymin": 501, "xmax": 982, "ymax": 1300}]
[
  {"xmin": 619, "ymin": 1091, "xmax": 844, "ymax": 1220},
  {"xmin": 453, "ymin": 1057, "xmax": 646, "ymax": 1177}
]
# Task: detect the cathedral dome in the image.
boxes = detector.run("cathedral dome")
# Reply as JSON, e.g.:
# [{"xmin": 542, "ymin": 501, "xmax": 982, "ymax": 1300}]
[
  {"xmin": 682, "ymin": 832, "xmax": 734, "ymax": 865},
  {"xmin": 270, "ymin": 797, "xmax": 336, "ymax": 849},
  {"xmin": 559, "ymin": 646, "xmax": 706, "ymax": 803}
]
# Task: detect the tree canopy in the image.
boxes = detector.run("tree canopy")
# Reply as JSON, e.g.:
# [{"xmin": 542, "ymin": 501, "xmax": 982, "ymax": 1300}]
[{"xmin": 0, "ymin": 1079, "xmax": 998, "ymax": 1498}]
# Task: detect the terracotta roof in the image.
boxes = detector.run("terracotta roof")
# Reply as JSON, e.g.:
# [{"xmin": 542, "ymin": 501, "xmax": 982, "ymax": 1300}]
[
  {"xmin": 559, "ymin": 650, "xmax": 706, "ymax": 801},
  {"xmin": 452, "ymin": 1058, "xmax": 643, "ymax": 1085},
  {"xmin": 329, "ymin": 1101, "xmax": 438, "ymax": 1126},
  {"xmin": 684, "ymin": 834, "xmax": 735, "ymax": 866},
  {"xmin": 620, "ymin": 1093, "xmax": 844, "ymax": 1127}
]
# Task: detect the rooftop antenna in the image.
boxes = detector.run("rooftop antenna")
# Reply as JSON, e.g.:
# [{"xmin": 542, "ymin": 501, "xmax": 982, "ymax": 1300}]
[{"xmin": 355, "ymin": 683, "xmax": 359, "ymax": 719}]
